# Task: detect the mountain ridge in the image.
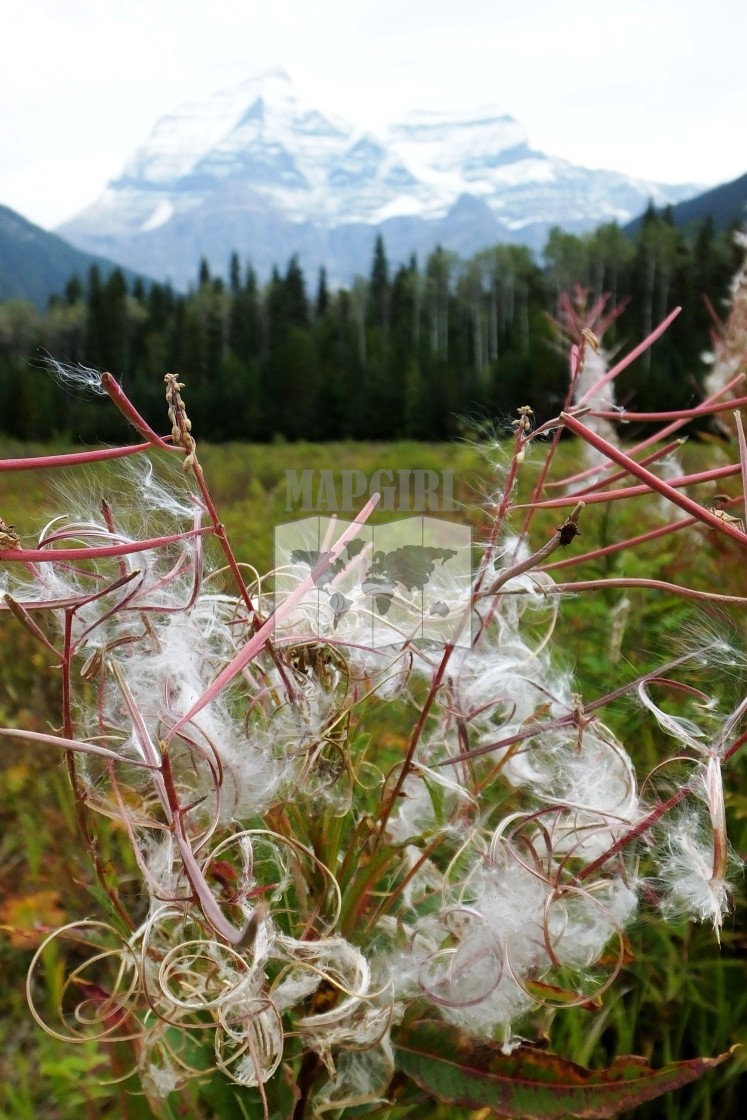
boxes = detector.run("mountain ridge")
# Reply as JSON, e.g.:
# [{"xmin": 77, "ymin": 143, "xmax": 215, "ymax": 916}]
[
  {"xmin": 624, "ymin": 170, "xmax": 747, "ymax": 235},
  {"xmin": 56, "ymin": 69, "xmax": 702, "ymax": 288},
  {"xmin": 0, "ymin": 203, "xmax": 148, "ymax": 309}
]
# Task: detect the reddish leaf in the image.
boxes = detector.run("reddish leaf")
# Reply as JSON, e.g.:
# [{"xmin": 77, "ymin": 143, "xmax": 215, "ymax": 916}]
[{"xmin": 395, "ymin": 1019, "xmax": 733, "ymax": 1119}]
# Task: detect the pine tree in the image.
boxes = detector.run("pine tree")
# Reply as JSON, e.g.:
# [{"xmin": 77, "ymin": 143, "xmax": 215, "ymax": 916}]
[
  {"xmin": 229, "ymin": 252, "xmax": 241, "ymax": 295},
  {"xmin": 368, "ymin": 234, "xmax": 390, "ymax": 335},
  {"xmin": 64, "ymin": 275, "xmax": 83, "ymax": 306},
  {"xmin": 315, "ymin": 268, "xmax": 329, "ymax": 318},
  {"xmin": 262, "ymin": 264, "xmax": 318, "ymax": 438},
  {"xmin": 284, "ymin": 256, "xmax": 310, "ymax": 329},
  {"xmin": 228, "ymin": 263, "xmax": 261, "ymax": 364}
]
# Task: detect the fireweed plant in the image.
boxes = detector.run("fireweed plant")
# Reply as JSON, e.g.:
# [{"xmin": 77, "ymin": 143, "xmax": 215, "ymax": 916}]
[{"xmin": 1, "ymin": 303, "xmax": 746, "ymax": 1118}]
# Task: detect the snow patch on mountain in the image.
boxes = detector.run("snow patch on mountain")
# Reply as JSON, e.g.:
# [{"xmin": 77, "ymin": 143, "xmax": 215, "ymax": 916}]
[
  {"xmin": 140, "ymin": 200, "xmax": 174, "ymax": 232},
  {"xmin": 57, "ymin": 69, "xmax": 702, "ymax": 289}
]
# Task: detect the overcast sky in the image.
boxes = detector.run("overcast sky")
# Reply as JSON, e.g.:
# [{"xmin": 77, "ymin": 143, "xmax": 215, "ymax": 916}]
[{"xmin": 2, "ymin": 0, "xmax": 745, "ymax": 230}]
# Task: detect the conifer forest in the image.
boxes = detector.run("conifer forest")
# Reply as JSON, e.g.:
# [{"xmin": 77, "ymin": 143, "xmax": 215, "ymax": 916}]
[{"xmin": 0, "ymin": 208, "xmax": 741, "ymax": 444}]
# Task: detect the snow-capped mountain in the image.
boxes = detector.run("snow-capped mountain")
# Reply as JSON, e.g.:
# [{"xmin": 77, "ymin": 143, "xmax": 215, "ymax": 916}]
[{"xmin": 58, "ymin": 68, "xmax": 700, "ymax": 289}]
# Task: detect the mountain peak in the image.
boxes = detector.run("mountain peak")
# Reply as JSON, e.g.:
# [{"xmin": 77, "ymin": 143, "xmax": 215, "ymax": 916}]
[{"xmin": 58, "ymin": 70, "xmax": 702, "ymax": 289}]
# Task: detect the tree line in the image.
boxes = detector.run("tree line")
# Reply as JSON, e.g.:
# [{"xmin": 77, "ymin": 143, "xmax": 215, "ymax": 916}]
[{"xmin": 0, "ymin": 207, "xmax": 740, "ymax": 444}]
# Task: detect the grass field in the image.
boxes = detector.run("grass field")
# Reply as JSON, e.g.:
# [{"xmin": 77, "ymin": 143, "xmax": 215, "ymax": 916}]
[{"xmin": 1, "ymin": 436, "xmax": 746, "ymax": 1119}]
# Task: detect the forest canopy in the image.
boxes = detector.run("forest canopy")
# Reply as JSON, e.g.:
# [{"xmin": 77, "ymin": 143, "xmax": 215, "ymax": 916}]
[{"xmin": 0, "ymin": 208, "xmax": 741, "ymax": 444}]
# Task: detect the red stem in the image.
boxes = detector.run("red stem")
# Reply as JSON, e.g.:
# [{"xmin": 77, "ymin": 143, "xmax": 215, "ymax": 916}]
[
  {"xmin": 553, "ymin": 413, "xmax": 747, "ymax": 543},
  {"xmin": 588, "ymin": 393, "xmax": 747, "ymax": 422},
  {"xmin": 0, "ymin": 442, "xmax": 153, "ymax": 471},
  {"xmin": 0, "ymin": 526, "xmax": 211, "ymax": 563},
  {"xmin": 541, "ymin": 514, "xmax": 695, "ymax": 572},
  {"xmin": 377, "ymin": 643, "xmax": 454, "ymax": 838},
  {"xmin": 576, "ymin": 786, "xmax": 690, "ymax": 882},
  {"xmin": 100, "ymin": 373, "xmax": 174, "ymax": 451}
]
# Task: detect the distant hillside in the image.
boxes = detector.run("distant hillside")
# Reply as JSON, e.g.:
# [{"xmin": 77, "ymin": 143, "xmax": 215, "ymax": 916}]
[
  {"xmin": 625, "ymin": 170, "xmax": 747, "ymax": 236},
  {"xmin": 0, "ymin": 203, "xmax": 148, "ymax": 308}
]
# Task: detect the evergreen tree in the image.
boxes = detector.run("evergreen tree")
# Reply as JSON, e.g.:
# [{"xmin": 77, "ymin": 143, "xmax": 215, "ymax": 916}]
[
  {"xmin": 424, "ymin": 246, "xmax": 454, "ymax": 360},
  {"xmin": 228, "ymin": 263, "xmax": 261, "ymax": 364},
  {"xmin": 229, "ymin": 251, "xmax": 242, "ymax": 295},
  {"xmin": 284, "ymin": 256, "xmax": 310, "ymax": 329},
  {"xmin": 85, "ymin": 264, "xmax": 105, "ymax": 368},
  {"xmin": 262, "ymin": 264, "xmax": 318, "ymax": 438},
  {"xmin": 315, "ymin": 267, "xmax": 329, "ymax": 318},
  {"xmin": 368, "ymin": 234, "xmax": 390, "ymax": 335},
  {"xmin": 64, "ymin": 274, "xmax": 83, "ymax": 306}
]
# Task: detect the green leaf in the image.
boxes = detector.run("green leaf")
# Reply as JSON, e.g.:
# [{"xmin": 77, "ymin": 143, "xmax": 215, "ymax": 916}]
[
  {"xmin": 395, "ymin": 1020, "xmax": 734, "ymax": 1119},
  {"xmin": 173, "ymin": 1028, "xmax": 300, "ymax": 1120},
  {"xmin": 197, "ymin": 1066, "xmax": 299, "ymax": 1120}
]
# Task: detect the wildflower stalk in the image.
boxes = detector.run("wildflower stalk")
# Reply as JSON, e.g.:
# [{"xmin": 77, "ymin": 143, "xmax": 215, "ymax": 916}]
[
  {"xmin": 3, "ymin": 273, "xmax": 746, "ymax": 1115},
  {"xmin": 551, "ymin": 577, "xmax": 747, "ymax": 606},
  {"xmin": 0, "ymin": 526, "xmax": 212, "ymax": 563},
  {"xmin": 482, "ymin": 502, "xmax": 585, "ymax": 596},
  {"xmin": 559, "ymin": 438, "xmax": 687, "ymax": 496},
  {"xmin": 575, "ymin": 786, "xmax": 691, "ymax": 882},
  {"xmin": 576, "ymin": 305, "xmax": 681, "ymax": 403},
  {"xmin": 100, "ymin": 371, "xmax": 175, "ymax": 452},
  {"xmin": 734, "ymin": 410, "xmax": 747, "ymax": 508},
  {"xmin": 587, "ymin": 394, "xmax": 747, "ymax": 422},
  {"xmin": 549, "ymin": 411, "xmax": 747, "ymax": 543},
  {"xmin": 376, "ymin": 641, "xmax": 454, "ymax": 839},
  {"xmin": 541, "ymin": 513, "xmax": 697, "ymax": 572},
  {"xmin": 475, "ymin": 408, "xmax": 534, "ymax": 589},
  {"xmin": 437, "ymin": 646, "xmax": 719, "ymax": 767},
  {"xmin": 0, "ymin": 442, "xmax": 153, "ymax": 471},
  {"xmin": 520, "ymin": 460, "xmax": 743, "ymax": 509}
]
